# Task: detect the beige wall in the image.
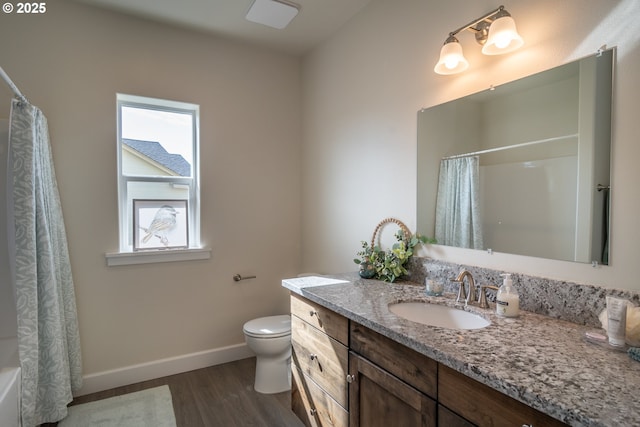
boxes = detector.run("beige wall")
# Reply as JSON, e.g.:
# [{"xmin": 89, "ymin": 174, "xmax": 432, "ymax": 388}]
[
  {"xmin": 301, "ymin": 0, "xmax": 640, "ymax": 289},
  {"xmin": 2, "ymin": 0, "xmax": 640, "ymax": 393},
  {"xmin": 0, "ymin": 1, "xmax": 302, "ymax": 382}
]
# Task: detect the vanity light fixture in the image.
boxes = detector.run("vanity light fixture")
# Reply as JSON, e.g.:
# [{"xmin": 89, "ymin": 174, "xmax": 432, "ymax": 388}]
[{"xmin": 434, "ymin": 5, "xmax": 524, "ymax": 75}]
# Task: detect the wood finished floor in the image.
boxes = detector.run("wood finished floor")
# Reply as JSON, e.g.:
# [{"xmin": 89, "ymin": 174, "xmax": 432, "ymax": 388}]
[{"xmin": 43, "ymin": 357, "xmax": 304, "ymax": 427}]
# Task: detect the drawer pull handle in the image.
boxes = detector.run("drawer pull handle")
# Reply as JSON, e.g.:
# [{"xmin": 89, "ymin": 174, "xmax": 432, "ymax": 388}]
[
  {"xmin": 309, "ymin": 310, "xmax": 318, "ymax": 317},
  {"xmin": 346, "ymin": 374, "xmax": 356, "ymax": 383},
  {"xmin": 310, "ymin": 408, "xmax": 317, "ymax": 416},
  {"xmin": 522, "ymin": 424, "xmax": 533, "ymax": 427},
  {"xmin": 309, "ymin": 354, "xmax": 323, "ymax": 372}
]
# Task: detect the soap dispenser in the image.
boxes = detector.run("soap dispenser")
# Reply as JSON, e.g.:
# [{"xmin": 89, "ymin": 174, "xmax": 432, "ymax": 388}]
[{"xmin": 496, "ymin": 273, "xmax": 519, "ymax": 317}]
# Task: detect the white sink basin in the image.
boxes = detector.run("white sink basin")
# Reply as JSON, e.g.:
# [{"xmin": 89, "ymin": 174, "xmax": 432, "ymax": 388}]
[{"xmin": 388, "ymin": 302, "xmax": 490, "ymax": 330}]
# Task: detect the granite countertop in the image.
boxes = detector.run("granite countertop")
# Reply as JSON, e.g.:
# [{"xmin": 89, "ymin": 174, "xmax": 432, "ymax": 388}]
[{"xmin": 283, "ymin": 273, "xmax": 640, "ymax": 427}]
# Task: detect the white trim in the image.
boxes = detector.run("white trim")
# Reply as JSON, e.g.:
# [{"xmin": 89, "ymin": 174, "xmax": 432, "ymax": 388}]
[
  {"xmin": 105, "ymin": 247, "xmax": 211, "ymax": 266},
  {"xmin": 116, "ymin": 93, "xmax": 201, "ymax": 253},
  {"xmin": 117, "ymin": 93, "xmax": 199, "ymax": 111},
  {"xmin": 75, "ymin": 342, "xmax": 254, "ymax": 396}
]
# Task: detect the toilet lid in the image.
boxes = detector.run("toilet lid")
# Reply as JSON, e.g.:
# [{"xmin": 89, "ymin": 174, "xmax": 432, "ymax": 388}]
[{"xmin": 243, "ymin": 315, "xmax": 291, "ymax": 338}]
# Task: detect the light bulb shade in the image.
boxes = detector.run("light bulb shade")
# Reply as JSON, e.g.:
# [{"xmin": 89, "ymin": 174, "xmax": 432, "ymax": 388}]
[
  {"xmin": 482, "ymin": 15, "xmax": 523, "ymax": 55},
  {"xmin": 434, "ymin": 40, "xmax": 469, "ymax": 75}
]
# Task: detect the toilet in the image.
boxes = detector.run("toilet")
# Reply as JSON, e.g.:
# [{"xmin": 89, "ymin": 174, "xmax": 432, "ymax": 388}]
[{"xmin": 243, "ymin": 314, "xmax": 292, "ymax": 394}]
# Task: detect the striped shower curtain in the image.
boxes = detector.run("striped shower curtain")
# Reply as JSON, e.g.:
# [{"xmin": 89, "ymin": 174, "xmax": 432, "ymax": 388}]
[
  {"xmin": 7, "ymin": 98, "xmax": 82, "ymax": 426},
  {"xmin": 434, "ymin": 156, "xmax": 483, "ymax": 250}
]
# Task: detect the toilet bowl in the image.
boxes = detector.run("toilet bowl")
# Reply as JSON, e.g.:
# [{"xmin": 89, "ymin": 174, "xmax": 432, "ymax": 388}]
[{"xmin": 243, "ymin": 314, "xmax": 291, "ymax": 394}]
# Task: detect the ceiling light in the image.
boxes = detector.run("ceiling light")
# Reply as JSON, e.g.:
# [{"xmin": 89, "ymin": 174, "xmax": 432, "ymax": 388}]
[
  {"xmin": 246, "ymin": 0, "xmax": 300, "ymax": 30},
  {"xmin": 434, "ymin": 5, "xmax": 524, "ymax": 75}
]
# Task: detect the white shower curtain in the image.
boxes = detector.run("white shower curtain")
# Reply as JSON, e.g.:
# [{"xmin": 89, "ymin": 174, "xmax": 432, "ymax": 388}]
[
  {"xmin": 7, "ymin": 98, "xmax": 82, "ymax": 426},
  {"xmin": 434, "ymin": 156, "xmax": 483, "ymax": 249}
]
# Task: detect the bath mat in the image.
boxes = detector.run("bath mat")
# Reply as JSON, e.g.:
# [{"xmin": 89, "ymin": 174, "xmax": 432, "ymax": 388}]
[{"xmin": 58, "ymin": 385, "xmax": 176, "ymax": 427}]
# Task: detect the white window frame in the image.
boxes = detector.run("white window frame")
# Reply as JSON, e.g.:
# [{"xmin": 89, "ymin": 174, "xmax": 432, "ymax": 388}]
[{"xmin": 106, "ymin": 93, "xmax": 209, "ymax": 266}]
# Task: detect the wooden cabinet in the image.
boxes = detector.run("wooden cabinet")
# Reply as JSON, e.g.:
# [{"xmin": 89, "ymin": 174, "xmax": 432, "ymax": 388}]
[
  {"xmin": 291, "ymin": 294, "xmax": 349, "ymax": 427},
  {"xmin": 349, "ymin": 352, "xmax": 437, "ymax": 426},
  {"xmin": 349, "ymin": 322, "xmax": 437, "ymax": 427},
  {"xmin": 350, "ymin": 323, "xmax": 437, "ymax": 398},
  {"xmin": 438, "ymin": 364, "xmax": 567, "ymax": 427},
  {"xmin": 290, "ymin": 293, "xmax": 567, "ymax": 427}
]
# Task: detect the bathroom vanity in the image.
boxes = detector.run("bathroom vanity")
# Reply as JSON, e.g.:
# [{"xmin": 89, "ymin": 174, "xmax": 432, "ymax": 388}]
[{"xmin": 284, "ymin": 273, "xmax": 640, "ymax": 427}]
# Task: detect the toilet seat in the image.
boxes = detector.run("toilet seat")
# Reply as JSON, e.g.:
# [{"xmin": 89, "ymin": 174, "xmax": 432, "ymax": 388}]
[{"xmin": 243, "ymin": 315, "xmax": 291, "ymax": 338}]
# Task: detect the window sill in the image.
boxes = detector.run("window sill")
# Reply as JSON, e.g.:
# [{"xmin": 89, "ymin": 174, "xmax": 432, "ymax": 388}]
[{"xmin": 105, "ymin": 247, "xmax": 211, "ymax": 266}]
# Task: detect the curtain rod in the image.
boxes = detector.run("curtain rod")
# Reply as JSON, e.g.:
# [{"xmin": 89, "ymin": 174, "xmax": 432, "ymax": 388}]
[
  {"xmin": 441, "ymin": 133, "xmax": 579, "ymax": 160},
  {"xmin": 0, "ymin": 66, "xmax": 27, "ymax": 102}
]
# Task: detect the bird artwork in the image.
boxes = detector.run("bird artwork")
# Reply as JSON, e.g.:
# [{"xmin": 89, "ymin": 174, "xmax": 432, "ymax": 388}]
[{"xmin": 141, "ymin": 205, "xmax": 179, "ymax": 246}]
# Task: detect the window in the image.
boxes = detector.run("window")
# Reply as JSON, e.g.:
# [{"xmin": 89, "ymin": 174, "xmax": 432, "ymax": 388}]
[{"xmin": 108, "ymin": 94, "xmax": 208, "ymax": 265}]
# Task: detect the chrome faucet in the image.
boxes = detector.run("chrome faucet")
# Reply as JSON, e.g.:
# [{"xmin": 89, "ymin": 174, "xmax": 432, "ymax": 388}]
[{"xmin": 452, "ymin": 269, "xmax": 476, "ymax": 306}]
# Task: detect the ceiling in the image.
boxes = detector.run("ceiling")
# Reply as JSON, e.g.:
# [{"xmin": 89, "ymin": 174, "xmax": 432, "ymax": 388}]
[{"xmin": 73, "ymin": 0, "xmax": 373, "ymax": 55}]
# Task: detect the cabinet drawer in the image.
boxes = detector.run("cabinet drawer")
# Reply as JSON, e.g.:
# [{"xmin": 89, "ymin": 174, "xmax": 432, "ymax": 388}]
[
  {"xmin": 291, "ymin": 294, "xmax": 349, "ymax": 345},
  {"xmin": 292, "ymin": 315, "xmax": 349, "ymax": 407},
  {"xmin": 350, "ymin": 322, "xmax": 437, "ymax": 399},
  {"xmin": 292, "ymin": 366, "xmax": 348, "ymax": 427},
  {"xmin": 438, "ymin": 364, "xmax": 567, "ymax": 427}
]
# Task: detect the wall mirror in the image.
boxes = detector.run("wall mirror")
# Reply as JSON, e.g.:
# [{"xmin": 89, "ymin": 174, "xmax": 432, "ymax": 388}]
[{"xmin": 417, "ymin": 48, "xmax": 614, "ymax": 264}]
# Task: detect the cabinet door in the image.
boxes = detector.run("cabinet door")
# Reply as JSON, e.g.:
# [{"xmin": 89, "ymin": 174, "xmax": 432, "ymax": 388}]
[{"xmin": 349, "ymin": 352, "xmax": 436, "ymax": 427}]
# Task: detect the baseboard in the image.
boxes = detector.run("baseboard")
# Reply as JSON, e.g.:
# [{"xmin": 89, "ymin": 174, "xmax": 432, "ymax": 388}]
[{"xmin": 75, "ymin": 343, "xmax": 254, "ymax": 396}]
